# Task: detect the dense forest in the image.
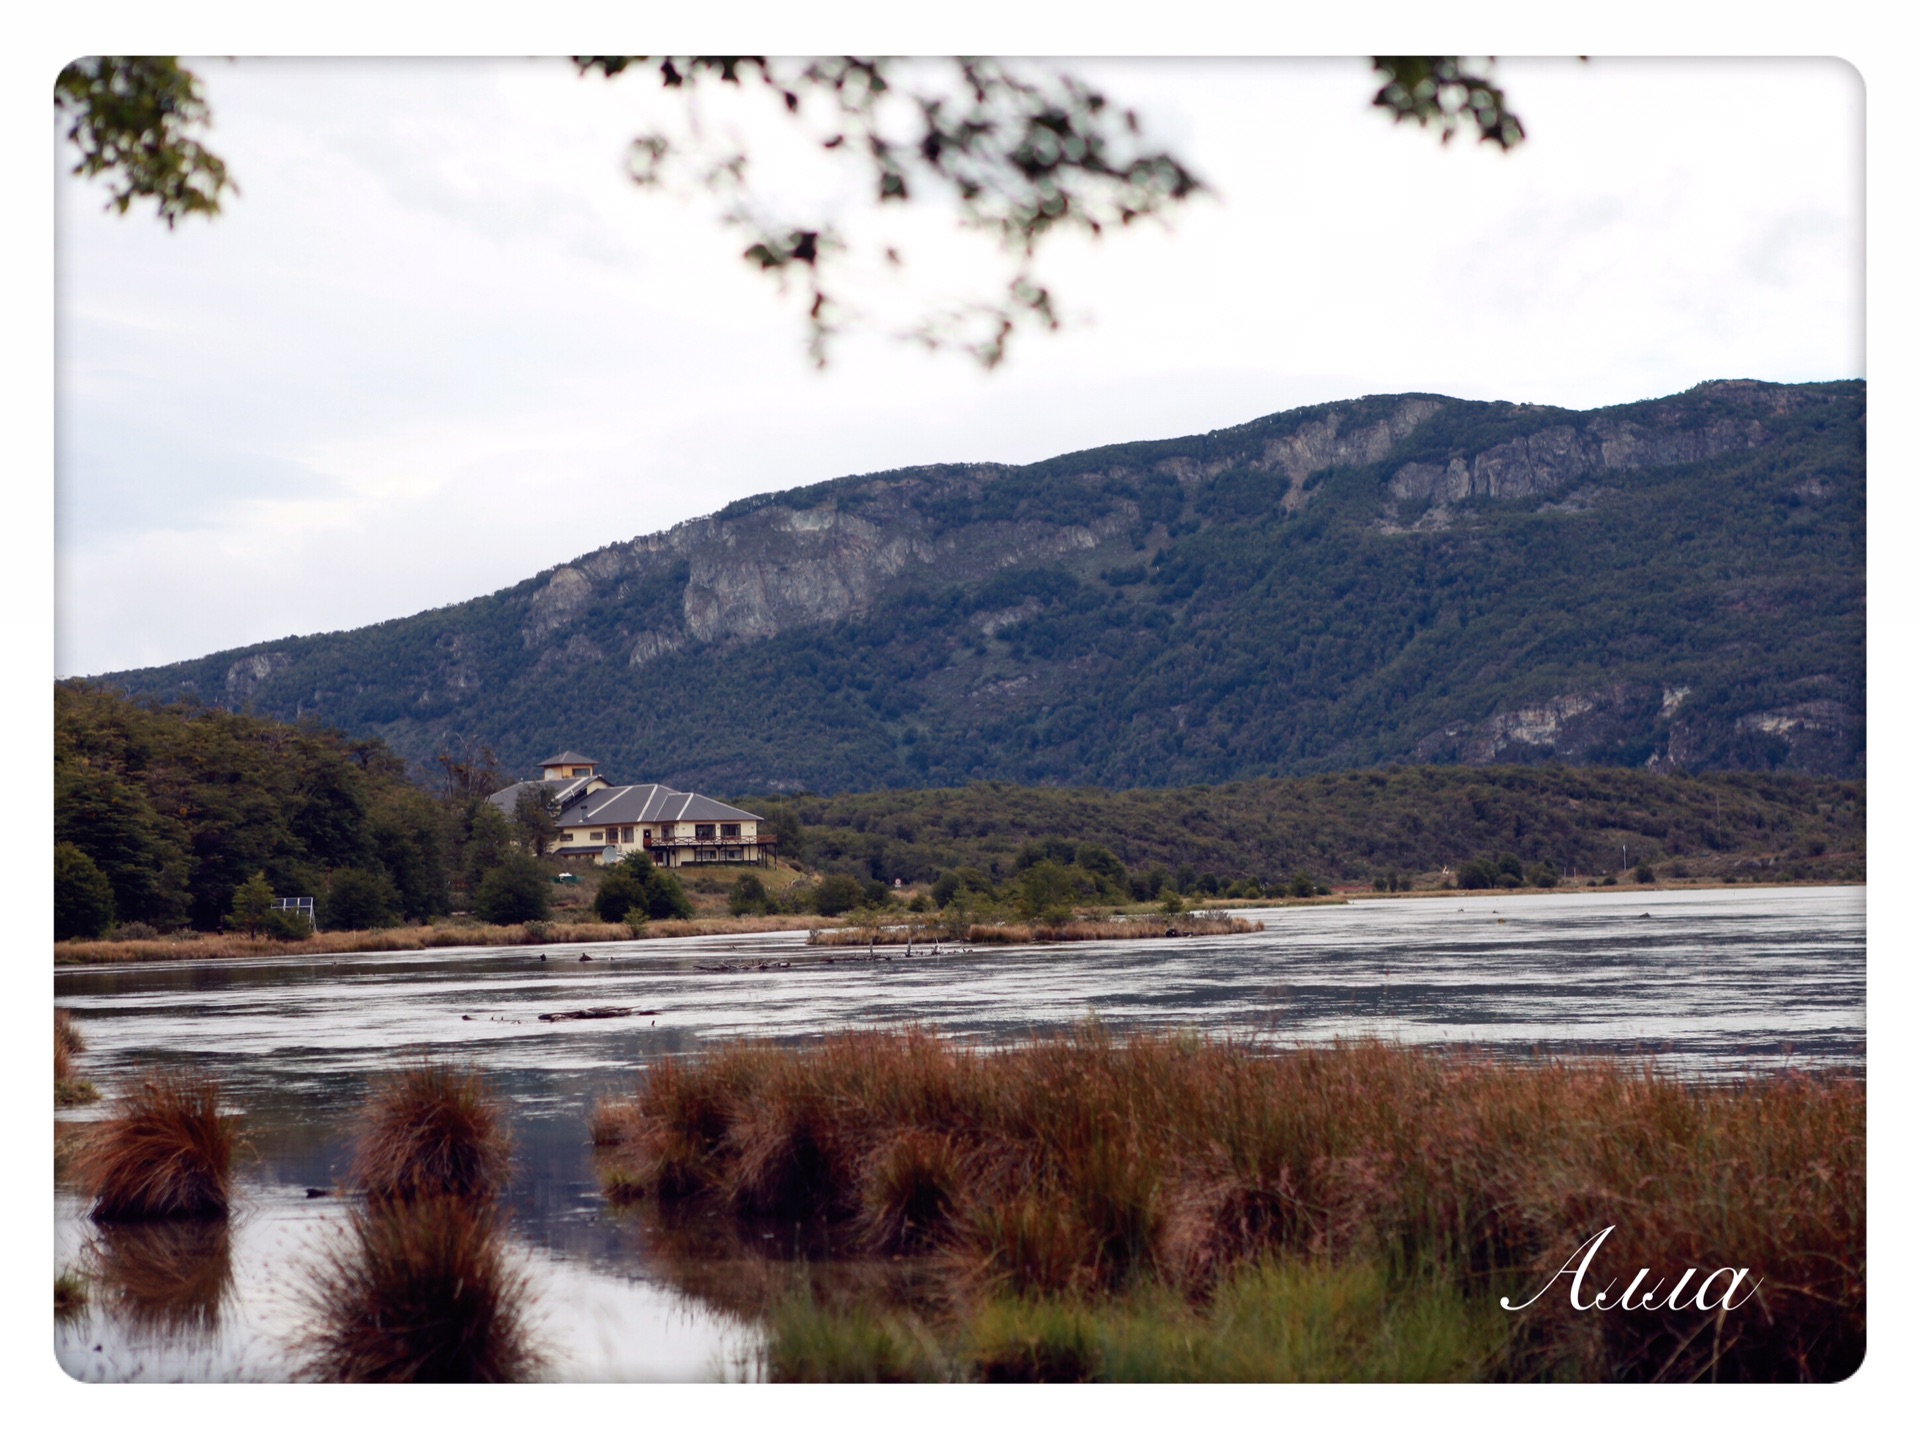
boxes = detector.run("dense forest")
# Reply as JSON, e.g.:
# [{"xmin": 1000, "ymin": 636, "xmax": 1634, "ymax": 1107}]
[
  {"xmin": 54, "ymin": 685, "xmax": 1861, "ymax": 941},
  {"xmin": 96, "ymin": 380, "xmax": 1864, "ymax": 794},
  {"xmin": 54, "ymin": 683, "xmax": 529, "ymax": 937}
]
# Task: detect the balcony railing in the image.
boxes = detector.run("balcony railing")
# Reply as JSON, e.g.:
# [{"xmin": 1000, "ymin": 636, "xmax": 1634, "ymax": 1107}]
[{"xmin": 580, "ymin": 832, "xmax": 776, "ymax": 848}]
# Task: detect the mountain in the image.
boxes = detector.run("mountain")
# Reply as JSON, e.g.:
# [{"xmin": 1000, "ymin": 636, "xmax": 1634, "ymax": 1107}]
[{"xmin": 95, "ymin": 379, "xmax": 1865, "ymax": 793}]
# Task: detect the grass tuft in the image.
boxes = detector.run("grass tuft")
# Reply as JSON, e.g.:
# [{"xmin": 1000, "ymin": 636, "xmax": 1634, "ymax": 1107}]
[
  {"xmin": 296, "ymin": 1197, "xmax": 542, "ymax": 1382},
  {"xmin": 351, "ymin": 1062, "xmax": 511, "ymax": 1205},
  {"xmin": 72, "ymin": 1069, "xmax": 235, "ymax": 1221}
]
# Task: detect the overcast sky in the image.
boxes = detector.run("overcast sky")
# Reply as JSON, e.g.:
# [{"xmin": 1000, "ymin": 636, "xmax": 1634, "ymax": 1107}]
[{"xmin": 54, "ymin": 56, "xmax": 1863, "ymax": 678}]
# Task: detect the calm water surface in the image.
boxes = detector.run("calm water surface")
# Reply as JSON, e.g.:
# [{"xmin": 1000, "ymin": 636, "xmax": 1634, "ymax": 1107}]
[{"xmin": 54, "ymin": 884, "xmax": 1864, "ymax": 1381}]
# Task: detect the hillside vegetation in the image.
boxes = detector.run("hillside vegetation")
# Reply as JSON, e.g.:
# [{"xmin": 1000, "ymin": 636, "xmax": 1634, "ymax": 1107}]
[
  {"xmin": 96, "ymin": 380, "xmax": 1864, "ymax": 793},
  {"xmin": 754, "ymin": 767, "xmax": 1863, "ymax": 892}
]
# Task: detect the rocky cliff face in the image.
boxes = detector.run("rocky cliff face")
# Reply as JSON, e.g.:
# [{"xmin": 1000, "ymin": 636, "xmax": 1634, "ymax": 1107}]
[{"xmin": 99, "ymin": 379, "xmax": 1864, "ymax": 791}]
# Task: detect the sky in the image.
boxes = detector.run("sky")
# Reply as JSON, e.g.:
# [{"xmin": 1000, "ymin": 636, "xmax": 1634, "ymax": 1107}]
[{"xmin": 54, "ymin": 56, "xmax": 1864, "ymax": 678}]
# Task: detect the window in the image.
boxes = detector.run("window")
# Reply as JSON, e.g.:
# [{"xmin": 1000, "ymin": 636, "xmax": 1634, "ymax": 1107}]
[
  {"xmin": 589, "ymin": 830, "xmax": 604, "ymax": 843},
  {"xmin": 621, "ymin": 826, "xmax": 634, "ymax": 843},
  {"xmin": 695, "ymin": 823, "xmax": 716, "ymax": 841},
  {"xmin": 721, "ymin": 823, "xmax": 740, "ymax": 839}
]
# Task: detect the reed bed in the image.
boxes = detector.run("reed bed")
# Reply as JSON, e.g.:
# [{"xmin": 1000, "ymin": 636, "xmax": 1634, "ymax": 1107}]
[
  {"xmin": 351, "ymin": 1062, "xmax": 511, "ymax": 1205},
  {"xmin": 599, "ymin": 1029, "xmax": 1864, "ymax": 1382},
  {"xmin": 72, "ymin": 1069, "xmax": 236, "ymax": 1221},
  {"xmin": 55, "ymin": 914, "xmax": 822, "ymax": 965},
  {"xmin": 54, "ymin": 1009, "xmax": 99, "ymax": 1106},
  {"xmin": 296, "ymin": 1197, "xmax": 542, "ymax": 1383},
  {"xmin": 809, "ymin": 914, "xmax": 1261, "ymax": 948}
]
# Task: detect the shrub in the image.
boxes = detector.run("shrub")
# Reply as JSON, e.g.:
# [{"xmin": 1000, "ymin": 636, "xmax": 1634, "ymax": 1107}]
[
  {"xmin": 594, "ymin": 870, "xmax": 648, "ymax": 923},
  {"xmin": 72, "ymin": 1069, "xmax": 235, "ymax": 1220},
  {"xmin": 1634, "ymin": 863, "xmax": 1656, "ymax": 884},
  {"xmin": 297, "ymin": 1197, "xmax": 541, "ymax": 1382},
  {"xmin": 262, "ymin": 905, "xmax": 314, "ymax": 940},
  {"xmin": 474, "ymin": 854, "xmax": 550, "ymax": 924},
  {"xmin": 1523, "ymin": 862, "xmax": 1561, "ymax": 889},
  {"xmin": 55, "ymin": 842, "xmax": 116, "ymax": 939},
  {"xmin": 351, "ymin": 1062, "xmax": 511, "ymax": 1205},
  {"xmin": 323, "ymin": 868, "xmax": 401, "ymax": 930},
  {"xmin": 813, "ymin": 874, "xmax": 865, "ymax": 917},
  {"xmin": 728, "ymin": 873, "xmax": 769, "ymax": 916}
]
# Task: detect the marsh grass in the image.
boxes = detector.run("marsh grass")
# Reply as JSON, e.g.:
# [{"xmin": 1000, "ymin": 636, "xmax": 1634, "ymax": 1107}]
[
  {"xmin": 54, "ymin": 1010, "xmax": 99, "ymax": 1105},
  {"xmin": 602, "ymin": 1028, "xmax": 1864, "ymax": 1381},
  {"xmin": 296, "ymin": 1197, "xmax": 542, "ymax": 1383},
  {"xmin": 84, "ymin": 1218, "xmax": 235, "ymax": 1341},
  {"xmin": 810, "ymin": 915, "xmax": 1260, "ymax": 948},
  {"xmin": 351, "ymin": 1062, "xmax": 511, "ymax": 1204},
  {"xmin": 72, "ymin": 1069, "xmax": 235, "ymax": 1220}
]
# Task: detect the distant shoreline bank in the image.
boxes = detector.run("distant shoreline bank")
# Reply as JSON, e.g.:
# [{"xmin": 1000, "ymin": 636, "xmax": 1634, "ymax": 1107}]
[{"xmin": 53, "ymin": 879, "xmax": 1860, "ymax": 968}]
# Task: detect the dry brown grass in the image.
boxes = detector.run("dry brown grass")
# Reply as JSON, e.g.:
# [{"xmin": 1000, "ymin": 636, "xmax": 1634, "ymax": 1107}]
[
  {"xmin": 72, "ymin": 1069, "xmax": 236, "ymax": 1221},
  {"xmin": 599, "ymin": 1029, "xmax": 1864, "ymax": 1381},
  {"xmin": 810, "ymin": 914, "xmax": 1261, "ymax": 948},
  {"xmin": 55, "ymin": 913, "xmax": 823, "ymax": 965},
  {"xmin": 351, "ymin": 1062, "xmax": 511, "ymax": 1205},
  {"xmin": 54, "ymin": 1010, "xmax": 99, "ymax": 1106},
  {"xmin": 296, "ymin": 1197, "xmax": 542, "ymax": 1382}
]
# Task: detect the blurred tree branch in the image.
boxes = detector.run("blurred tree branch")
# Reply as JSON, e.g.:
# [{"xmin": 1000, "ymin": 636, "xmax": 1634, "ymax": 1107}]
[
  {"xmin": 55, "ymin": 57, "xmax": 233, "ymax": 227},
  {"xmin": 57, "ymin": 55, "xmax": 1527, "ymax": 366}
]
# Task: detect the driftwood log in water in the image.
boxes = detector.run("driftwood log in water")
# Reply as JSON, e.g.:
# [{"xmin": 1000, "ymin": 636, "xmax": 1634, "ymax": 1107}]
[{"xmin": 536, "ymin": 1007, "xmax": 658, "ymax": 1023}]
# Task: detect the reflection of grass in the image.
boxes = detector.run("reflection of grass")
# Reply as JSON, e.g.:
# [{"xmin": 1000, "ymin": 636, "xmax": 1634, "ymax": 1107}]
[
  {"xmin": 297, "ymin": 1198, "xmax": 542, "ymax": 1383},
  {"xmin": 352, "ymin": 1062, "xmax": 510, "ymax": 1205},
  {"xmin": 72, "ymin": 1070, "xmax": 235, "ymax": 1220},
  {"xmin": 86, "ymin": 1219, "xmax": 234, "ymax": 1340},
  {"xmin": 604, "ymin": 1028, "xmax": 1866, "ymax": 1381}
]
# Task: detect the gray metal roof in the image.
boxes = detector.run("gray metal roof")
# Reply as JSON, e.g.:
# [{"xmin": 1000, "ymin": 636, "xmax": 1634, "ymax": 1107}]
[
  {"xmin": 537, "ymin": 750, "xmax": 599, "ymax": 767},
  {"xmin": 485, "ymin": 774, "xmax": 601, "ymax": 817},
  {"xmin": 555, "ymin": 783, "xmax": 762, "ymax": 828}
]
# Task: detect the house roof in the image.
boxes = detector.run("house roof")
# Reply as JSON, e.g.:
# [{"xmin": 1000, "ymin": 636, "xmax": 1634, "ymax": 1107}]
[
  {"xmin": 555, "ymin": 783, "xmax": 762, "ymax": 828},
  {"xmin": 538, "ymin": 750, "xmax": 599, "ymax": 767},
  {"xmin": 484, "ymin": 774, "xmax": 601, "ymax": 817}
]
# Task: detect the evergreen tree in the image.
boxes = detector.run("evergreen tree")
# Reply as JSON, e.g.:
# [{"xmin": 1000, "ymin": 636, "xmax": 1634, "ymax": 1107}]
[
  {"xmin": 54, "ymin": 842, "xmax": 116, "ymax": 940},
  {"xmin": 225, "ymin": 871, "xmax": 277, "ymax": 936}
]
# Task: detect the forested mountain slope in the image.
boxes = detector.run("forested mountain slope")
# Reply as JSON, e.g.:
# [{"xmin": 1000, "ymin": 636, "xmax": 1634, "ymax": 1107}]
[{"xmin": 97, "ymin": 379, "xmax": 1864, "ymax": 793}]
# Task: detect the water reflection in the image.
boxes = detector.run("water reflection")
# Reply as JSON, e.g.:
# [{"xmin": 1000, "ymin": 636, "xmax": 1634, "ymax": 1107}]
[{"xmin": 84, "ymin": 1219, "xmax": 234, "ymax": 1344}]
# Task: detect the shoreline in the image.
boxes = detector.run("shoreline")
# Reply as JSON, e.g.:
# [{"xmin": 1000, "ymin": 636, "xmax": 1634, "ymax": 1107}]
[{"xmin": 54, "ymin": 878, "xmax": 1862, "ymax": 968}]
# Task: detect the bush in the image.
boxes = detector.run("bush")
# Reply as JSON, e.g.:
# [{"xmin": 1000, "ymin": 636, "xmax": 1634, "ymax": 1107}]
[
  {"xmin": 55, "ymin": 842, "xmax": 116, "ymax": 940},
  {"xmin": 594, "ymin": 870, "xmax": 648, "ymax": 923},
  {"xmin": 1634, "ymin": 863, "xmax": 1656, "ymax": 885},
  {"xmin": 322, "ymin": 868, "xmax": 401, "ymax": 930},
  {"xmin": 813, "ymin": 874, "xmax": 866, "ymax": 917},
  {"xmin": 262, "ymin": 906, "xmax": 314, "ymax": 940},
  {"xmin": 728, "ymin": 873, "xmax": 769, "ymax": 916},
  {"xmin": 474, "ymin": 854, "xmax": 551, "ymax": 924},
  {"xmin": 1523, "ymin": 862, "xmax": 1561, "ymax": 889}
]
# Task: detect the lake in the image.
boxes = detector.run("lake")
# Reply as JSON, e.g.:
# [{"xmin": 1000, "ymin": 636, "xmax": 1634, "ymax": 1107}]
[{"xmin": 53, "ymin": 883, "xmax": 1865, "ymax": 1381}]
